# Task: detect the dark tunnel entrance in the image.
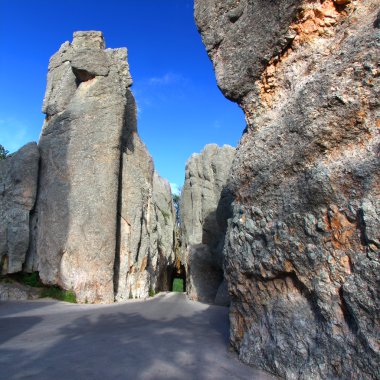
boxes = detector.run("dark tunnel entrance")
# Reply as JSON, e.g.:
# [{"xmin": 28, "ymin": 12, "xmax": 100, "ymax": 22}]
[{"xmin": 169, "ymin": 262, "xmax": 186, "ymax": 292}]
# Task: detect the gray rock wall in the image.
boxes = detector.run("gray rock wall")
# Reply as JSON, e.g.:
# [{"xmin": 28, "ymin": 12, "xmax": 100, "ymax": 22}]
[
  {"xmin": 0, "ymin": 143, "xmax": 39, "ymax": 274},
  {"xmin": 151, "ymin": 172, "xmax": 177, "ymax": 292},
  {"xmin": 115, "ymin": 104, "xmax": 176, "ymax": 300},
  {"xmin": 180, "ymin": 144, "xmax": 235, "ymax": 304},
  {"xmin": 196, "ymin": 0, "xmax": 380, "ymax": 378}
]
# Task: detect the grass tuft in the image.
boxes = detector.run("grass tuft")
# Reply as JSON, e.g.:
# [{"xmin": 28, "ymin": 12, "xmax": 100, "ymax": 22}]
[
  {"xmin": 40, "ymin": 286, "xmax": 77, "ymax": 303},
  {"xmin": 16, "ymin": 272, "xmax": 43, "ymax": 288}
]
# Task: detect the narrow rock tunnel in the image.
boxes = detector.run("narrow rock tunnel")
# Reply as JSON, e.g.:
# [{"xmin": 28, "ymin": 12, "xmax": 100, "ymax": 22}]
[{"xmin": 168, "ymin": 263, "xmax": 186, "ymax": 292}]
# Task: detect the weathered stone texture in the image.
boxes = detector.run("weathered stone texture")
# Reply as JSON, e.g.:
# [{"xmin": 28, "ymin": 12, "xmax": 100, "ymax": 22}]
[
  {"xmin": 0, "ymin": 143, "xmax": 39, "ymax": 274},
  {"xmin": 196, "ymin": 0, "xmax": 379, "ymax": 378},
  {"xmin": 187, "ymin": 244, "xmax": 224, "ymax": 303},
  {"xmin": 151, "ymin": 171, "xmax": 177, "ymax": 292},
  {"xmin": 181, "ymin": 144, "xmax": 235, "ymax": 304},
  {"xmin": 0, "ymin": 281, "xmax": 40, "ymax": 301},
  {"xmin": 195, "ymin": 0, "xmax": 303, "ymax": 103},
  {"xmin": 2, "ymin": 32, "xmax": 177, "ymax": 304},
  {"xmin": 32, "ymin": 31, "xmax": 132, "ymax": 303},
  {"xmin": 115, "ymin": 119, "xmax": 176, "ymax": 300}
]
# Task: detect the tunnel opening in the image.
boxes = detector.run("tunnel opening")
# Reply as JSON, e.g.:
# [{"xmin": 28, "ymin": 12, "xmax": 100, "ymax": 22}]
[{"xmin": 169, "ymin": 262, "xmax": 186, "ymax": 292}]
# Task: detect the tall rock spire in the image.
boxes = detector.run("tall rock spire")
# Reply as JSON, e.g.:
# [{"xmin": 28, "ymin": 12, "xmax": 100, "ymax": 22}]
[{"xmin": 33, "ymin": 31, "xmax": 132, "ymax": 303}]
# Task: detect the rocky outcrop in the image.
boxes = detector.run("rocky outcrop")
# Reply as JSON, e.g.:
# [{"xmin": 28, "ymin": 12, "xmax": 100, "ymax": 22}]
[
  {"xmin": 180, "ymin": 144, "xmax": 235, "ymax": 304},
  {"xmin": 196, "ymin": 1, "xmax": 380, "ymax": 378},
  {"xmin": 0, "ymin": 143, "xmax": 39, "ymax": 274},
  {"xmin": 22, "ymin": 31, "xmax": 176, "ymax": 304},
  {"xmin": 115, "ymin": 102, "xmax": 176, "ymax": 300},
  {"xmin": 29, "ymin": 31, "xmax": 131, "ymax": 303},
  {"xmin": 151, "ymin": 172, "xmax": 177, "ymax": 292},
  {"xmin": 0, "ymin": 281, "xmax": 40, "ymax": 301}
]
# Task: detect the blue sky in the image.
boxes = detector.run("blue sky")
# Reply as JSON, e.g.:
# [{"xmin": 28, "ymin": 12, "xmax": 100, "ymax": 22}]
[{"xmin": 0, "ymin": 0, "xmax": 244, "ymax": 192}]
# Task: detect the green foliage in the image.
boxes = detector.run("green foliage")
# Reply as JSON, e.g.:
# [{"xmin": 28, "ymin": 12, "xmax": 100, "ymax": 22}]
[
  {"xmin": 2, "ymin": 271, "xmax": 76, "ymax": 303},
  {"xmin": 149, "ymin": 287, "xmax": 156, "ymax": 297},
  {"xmin": 0, "ymin": 144, "xmax": 9, "ymax": 160},
  {"xmin": 15, "ymin": 272, "xmax": 43, "ymax": 288},
  {"xmin": 172, "ymin": 278, "xmax": 184, "ymax": 292},
  {"xmin": 40, "ymin": 286, "xmax": 77, "ymax": 303}
]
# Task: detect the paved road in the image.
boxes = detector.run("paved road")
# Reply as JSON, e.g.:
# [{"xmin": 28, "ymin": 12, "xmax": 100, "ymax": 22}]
[{"xmin": 0, "ymin": 292, "xmax": 275, "ymax": 380}]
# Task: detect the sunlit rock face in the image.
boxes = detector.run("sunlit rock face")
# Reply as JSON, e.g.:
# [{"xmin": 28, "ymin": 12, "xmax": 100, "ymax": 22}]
[
  {"xmin": 29, "ymin": 31, "xmax": 131, "ymax": 303},
  {"xmin": 0, "ymin": 143, "xmax": 39, "ymax": 274},
  {"xmin": 28, "ymin": 31, "xmax": 176, "ymax": 303},
  {"xmin": 180, "ymin": 144, "xmax": 235, "ymax": 305},
  {"xmin": 195, "ymin": 1, "xmax": 380, "ymax": 378}
]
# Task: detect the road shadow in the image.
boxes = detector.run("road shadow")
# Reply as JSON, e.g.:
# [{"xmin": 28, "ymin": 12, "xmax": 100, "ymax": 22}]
[{"xmin": 0, "ymin": 296, "xmax": 275, "ymax": 380}]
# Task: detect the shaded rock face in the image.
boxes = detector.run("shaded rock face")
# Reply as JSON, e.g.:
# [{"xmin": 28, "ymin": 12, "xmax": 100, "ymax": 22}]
[
  {"xmin": 151, "ymin": 172, "xmax": 177, "ymax": 292},
  {"xmin": 180, "ymin": 144, "xmax": 235, "ymax": 304},
  {"xmin": 26, "ymin": 31, "xmax": 176, "ymax": 303},
  {"xmin": 0, "ymin": 143, "xmax": 39, "ymax": 274},
  {"xmin": 115, "ymin": 99, "xmax": 176, "ymax": 300},
  {"xmin": 195, "ymin": 0, "xmax": 302, "ymax": 103},
  {"xmin": 196, "ymin": 1, "xmax": 380, "ymax": 378}
]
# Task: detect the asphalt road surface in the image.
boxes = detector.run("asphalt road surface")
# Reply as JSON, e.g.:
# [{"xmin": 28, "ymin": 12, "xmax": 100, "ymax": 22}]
[{"xmin": 0, "ymin": 292, "xmax": 276, "ymax": 380}]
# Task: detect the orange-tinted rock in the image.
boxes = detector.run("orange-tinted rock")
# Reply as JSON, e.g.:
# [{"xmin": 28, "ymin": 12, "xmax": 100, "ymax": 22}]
[{"xmin": 195, "ymin": 0, "xmax": 380, "ymax": 378}]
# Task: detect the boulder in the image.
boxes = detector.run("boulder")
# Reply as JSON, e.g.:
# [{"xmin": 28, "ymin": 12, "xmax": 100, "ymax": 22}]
[
  {"xmin": 0, "ymin": 143, "xmax": 39, "ymax": 274},
  {"xmin": 0, "ymin": 281, "xmax": 40, "ymax": 301},
  {"xmin": 196, "ymin": 0, "xmax": 380, "ymax": 378},
  {"xmin": 180, "ymin": 144, "xmax": 235, "ymax": 303}
]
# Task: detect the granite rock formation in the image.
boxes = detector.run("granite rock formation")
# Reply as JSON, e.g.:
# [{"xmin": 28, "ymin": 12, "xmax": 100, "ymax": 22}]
[
  {"xmin": 115, "ymin": 100, "xmax": 176, "ymax": 300},
  {"xmin": 29, "ymin": 31, "xmax": 131, "ymax": 303},
  {"xmin": 151, "ymin": 172, "xmax": 177, "ymax": 292},
  {"xmin": 180, "ymin": 144, "xmax": 235, "ymax": 304},
  {"xmin": 22, "ymin": 31, "xmax": 176, "ymax": 303},
  {"xmin": 196, "ymin": 0, "xmax": 380, "ymax": 378},
  {"xmin": 0, "ymin": 143, "xmax": 39, "ymax": 274}
]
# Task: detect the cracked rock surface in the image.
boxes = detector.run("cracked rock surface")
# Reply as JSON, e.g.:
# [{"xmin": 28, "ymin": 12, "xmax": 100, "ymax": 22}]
[
  {"xmin": 195, "ymin": 1, "xmax": 380, "ymax": 378},
  {"xmin": 0, "ymin": 143, "xmax": 39, "ymax": 274},
  {"xmin": 28, "ymin": 31, "xmax": 176, "ymax": 304},
  {"xmin": 180, "ymin": 144, "xmax": 235, "ymax": 304}
]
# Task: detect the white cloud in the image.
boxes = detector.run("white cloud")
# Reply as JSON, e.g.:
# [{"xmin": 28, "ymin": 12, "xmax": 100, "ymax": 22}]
[
  {"xmin": 148, "ymin": 72, "xmax": 188, "ymax": 87},
  {"xmin": 213, "ymin": 120, "xmax": 222, "ymax": 129},
  {"xmin": 170, "ymin": 182, "xmax": 181, "ymax": 196},
  {"xmin": 132, "ymin": 72, "xmax": 190, "ymax": 112}
]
